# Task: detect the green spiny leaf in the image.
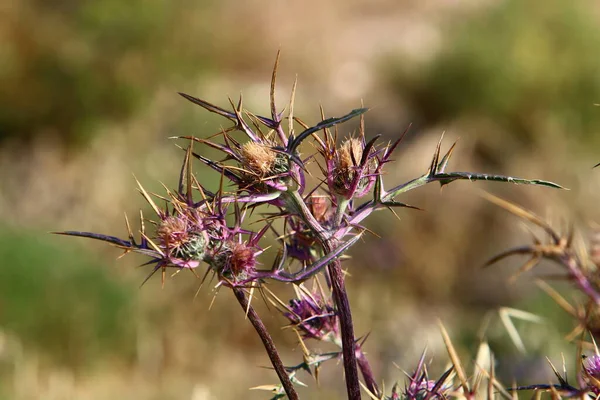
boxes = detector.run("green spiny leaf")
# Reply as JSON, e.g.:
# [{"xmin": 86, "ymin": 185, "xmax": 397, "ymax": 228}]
[
  {"xmin": 431, "ymin": 172, "xmax": 566, "ymax": 189},
  {"xmin": 288, "ymin": 108, "xmax": 369, "ymax": 152}
]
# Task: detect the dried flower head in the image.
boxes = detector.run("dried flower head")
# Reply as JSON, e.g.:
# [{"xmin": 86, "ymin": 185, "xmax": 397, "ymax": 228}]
[
  {"xmin": 337, "ymin": 137, "xmax": 364, "ymax": 171},
  {"xmin": 199, "ymin": 224, "xmax": 263, "ymax": 283},
  {"xmin": 236, "ymin": 141, "xmax": 292, "ymax": 195},
  {"xmin": 240, "ymin": 141, "xmax": 279, "ymax": 177},
  {"xmin": 330, "ymin": 136, "xmax": 379, "ymax": 199}
]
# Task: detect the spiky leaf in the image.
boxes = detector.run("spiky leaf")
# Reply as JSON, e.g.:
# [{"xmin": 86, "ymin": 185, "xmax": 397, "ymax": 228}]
[{"xmin": 288, "ymin": 108, "xmax": 369, "ymax": 152}]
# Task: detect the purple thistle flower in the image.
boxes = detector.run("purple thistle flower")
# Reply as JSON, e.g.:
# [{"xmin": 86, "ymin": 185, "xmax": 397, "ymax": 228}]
[
  {"xmin": 284, "ymin": 288, "xmax": 340, "ymax": 345},
  {"xmin": 177, "ymin": 93, "xmax": 306, "ymax": 200},
  {"xmin": 313, "ymin": 112, "xmax": 391, "ymax": 201},
  {"xmin": 404, "ymin": 378, "xmax": 443, "ymax": 400},
  {"xmin": 155, "ymin": 208, "xmax": 210, "ymax": 267},
  {"xmin": 584, "ymin": 354, "xmax": 600, "ymax": 378},
  {"xmin": 582, "ymin": 354, "xmax": 600, "ymax": 395},
  {"xmin": 57, "ymin": 161, "xmax": 269, "ymax": 288},
  {"xmin": 206, "ymin": 240, "xmax": 260, "ymax": 282},
  {"xmin": 396, "ymin": 350, "xmax": 451, "ymax": 400}
]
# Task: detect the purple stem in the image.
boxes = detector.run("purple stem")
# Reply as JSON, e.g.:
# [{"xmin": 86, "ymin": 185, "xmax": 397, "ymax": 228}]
[
  {"xmin": 328, "ymin": 257, "xmax": 362, "ymax": 400},
  {"xmin": 285, "ymin": 189, "xmax": 363, "ymax": 399},
  {"xmin": 232, "ymin": 288, "xmax": 298, "ymax": 400}
]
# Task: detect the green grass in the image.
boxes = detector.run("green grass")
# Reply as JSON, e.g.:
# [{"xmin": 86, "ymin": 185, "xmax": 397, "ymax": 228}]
[{"xmin": 0, "ymin": 227, "xmax": 136, "ymax": 368}]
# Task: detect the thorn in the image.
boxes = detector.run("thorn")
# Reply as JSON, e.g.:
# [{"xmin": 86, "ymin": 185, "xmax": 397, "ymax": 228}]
[
  {"xmin": 134, "ymin": 175, "xmax": 161, "ymax": 217},
  {"xmin": 271, "ymin": 50, "xmax": 281, "ymax": 123},
  {"xmin": 428, "ymin": 132, "xmax": 445, "ymax": 175},
  {"xmin": 288, "ymin": 75, "xmax": 298, "ymax": 137}
]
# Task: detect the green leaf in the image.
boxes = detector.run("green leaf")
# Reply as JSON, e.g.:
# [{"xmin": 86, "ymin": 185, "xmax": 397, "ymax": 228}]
[
  {"xmin": 430, "ymin": 172, "xmax": 566, "ymax": 189},
  {"xmin": 53, "ymin": 231, "xmax": 133, "ymax": 248},
  {"xmin": 178, "ymin": 92, "xmax": 237, "ymax": 121},
  {"xmin": 288, "ymin": 108, "xmax": 369, "ymax": 152}
]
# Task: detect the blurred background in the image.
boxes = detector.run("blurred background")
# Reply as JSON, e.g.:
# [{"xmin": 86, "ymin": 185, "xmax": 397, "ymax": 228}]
[{"xmin": 2, "ymin": 0, "xmax": 600, "ymax": 398}]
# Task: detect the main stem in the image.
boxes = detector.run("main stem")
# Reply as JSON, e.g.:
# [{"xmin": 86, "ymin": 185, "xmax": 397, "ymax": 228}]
[
  {"xmin": 232, "ymin": 288, "xmax": 298, "ymax": 400},
  {"xmin": 285, "ymin": 189, "xmax": 362, "ymax": 399}
]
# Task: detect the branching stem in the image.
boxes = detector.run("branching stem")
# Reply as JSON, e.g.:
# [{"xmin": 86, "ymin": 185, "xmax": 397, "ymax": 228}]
[{"xmin": 285, "ymin": 189, "xmax": 363, "ymax": 399}]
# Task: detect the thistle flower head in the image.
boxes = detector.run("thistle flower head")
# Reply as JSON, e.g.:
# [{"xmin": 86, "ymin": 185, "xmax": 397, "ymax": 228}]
[
  {"xmin": 330, "ymin": 136, "xmax": 377, "ymax": 199},
  {"xmin": 337, "ymin": 137, "xmax": 365, "ymax": 171},
  {"xmin": 395, "ymin": 350, "xmax": 451, "ymax": 400},
  {"xmin": 240, "ymin": 141, "xmax": 285, "ymax": 177},
  {"xmin": 403, "ymin": 378, "xmax": 443, "ymax": 400},
  {"xmin": 176, "ymin": 90, "xmax": 302, "ymax": 199},
  {"xmin": 206, "ymin": 240, "xmax": 258, "ymax": 281},
  {"xmin": 284, "ymin": 287, "xmax": 340, "ymax": 344},
  {"xmin": 157, "ymin": 211, "xmax": 208, "ymax": 260},
  {"xmin": 582, "ymin": 354, "xmax": 600, "ymax": 394}
]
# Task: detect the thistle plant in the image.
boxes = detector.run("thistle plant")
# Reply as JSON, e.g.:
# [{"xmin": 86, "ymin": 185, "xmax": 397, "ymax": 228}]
[
  {"xmin": 481, "ymin": 192, "xmax": 600, "ymax": 399},
  {"xmin": 56, "ymin": 53, "xmax": 563, "ymax": 399}
]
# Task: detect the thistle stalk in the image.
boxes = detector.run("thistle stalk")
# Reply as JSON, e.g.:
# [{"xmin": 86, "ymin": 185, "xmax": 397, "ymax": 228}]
[
  {"xmin": 328, "ymin": 257, "xmax": 361, "ymax": 400},
  {"xmin": 284, "ymin": 188, "xmax": 363, "ymax": 399},
  {"xmin": 334, "ymin": 197, "xmax": 351, "ymax": 227},
  {"xmin": 232, "ymin": 288, "xmax": 298, "ymax": 400}
]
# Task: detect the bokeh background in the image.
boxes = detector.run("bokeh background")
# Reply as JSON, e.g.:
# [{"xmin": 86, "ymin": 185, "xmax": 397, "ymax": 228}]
[{"xmin": 2, "ymin": 0, "xmax": 600, "ymax": 398}]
